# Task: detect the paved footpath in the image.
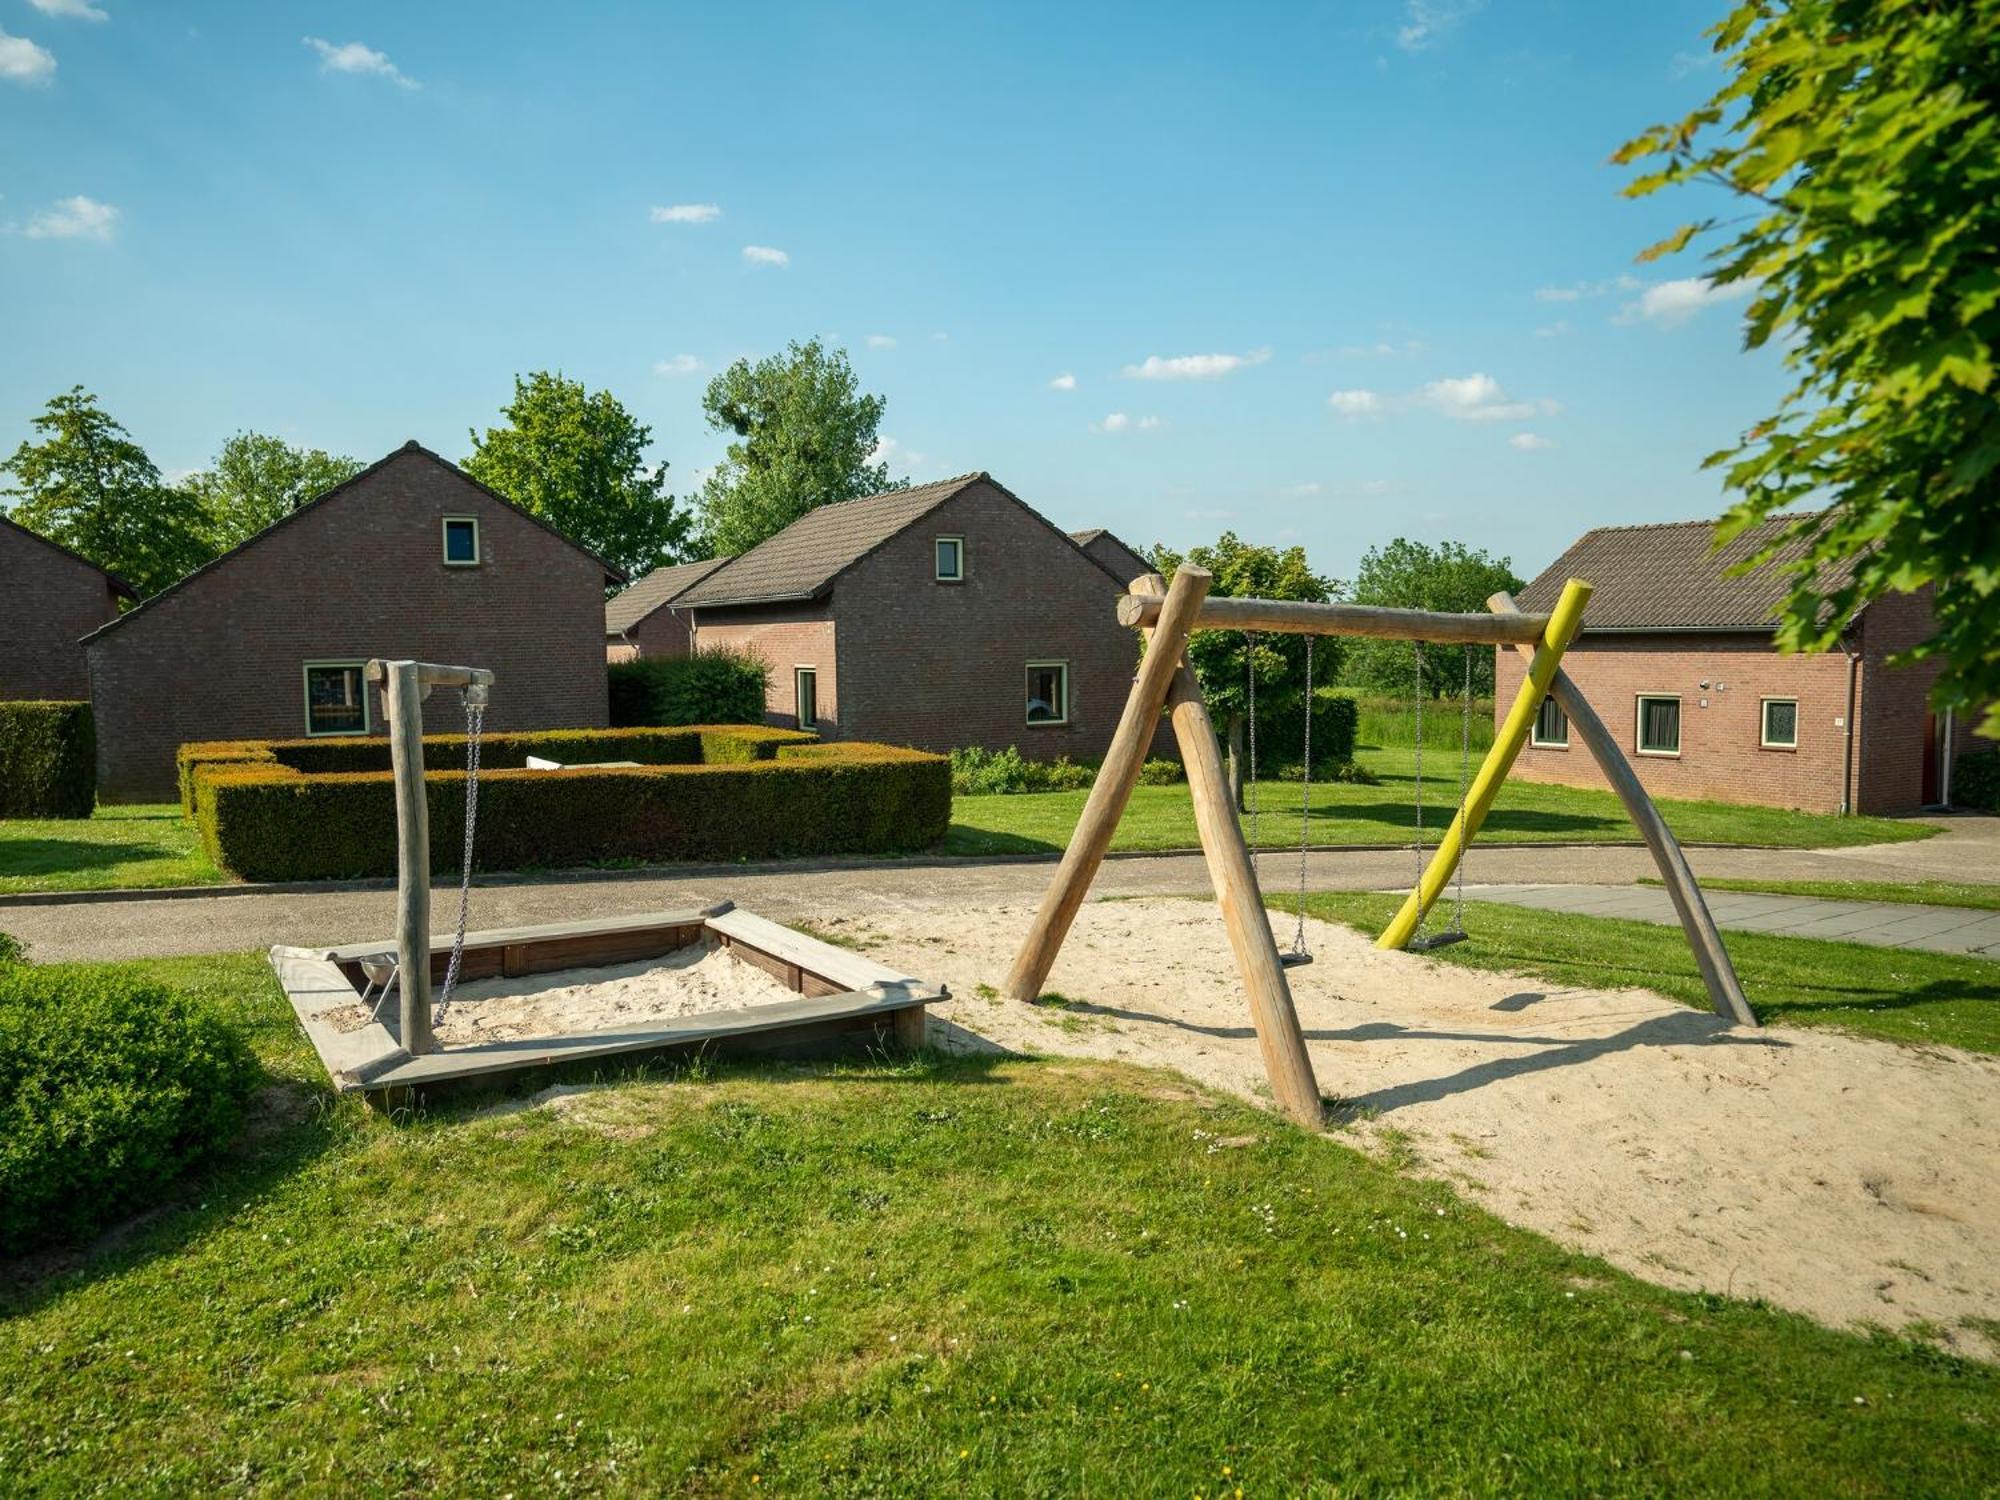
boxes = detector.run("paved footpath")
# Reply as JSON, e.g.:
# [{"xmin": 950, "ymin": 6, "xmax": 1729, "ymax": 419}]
[
  {"xmin": 1474, "ymin": 883, "xmax": 2000, "ymax": 957},
  {"xmin": 3, "ymin": 829, "xmax": 1993, "ymax": 963}
]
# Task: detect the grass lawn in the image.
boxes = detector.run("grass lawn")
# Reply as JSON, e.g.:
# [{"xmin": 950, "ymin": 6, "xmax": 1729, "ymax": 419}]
[
  {"xmin": 0, "ymin": 805, "xmax": 223, "ymax": 895},
  {"xmin": 2, "ymin": 956, "xmax": 1995, "ymax": 1494},
  {"xmin": 1286, "ymin": 892, "xmax": 2000, "ymax": 1056},
  {"xmin": 945, "ymin": 747, "xmax": 1934, "ymax": 857},
  {"xmin": 1640, "ymin": 876, "xmax": 2000, "ymax": 912}
]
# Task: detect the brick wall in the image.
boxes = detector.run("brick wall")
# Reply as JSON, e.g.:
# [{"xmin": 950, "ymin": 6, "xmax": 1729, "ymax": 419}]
[
  {"xmin": 1496, "ymin": 632, "xmax": 1857, "ymax": 813},
  {"xmin": 624, "ymin": 604, "xmax": 697, "ymax": 661},
  {"xmin": 692, "ymin": 607, "xmax": 838, "ymax": 732},
  {"xmin": 0, "ymin": 522, "xmax": 125, "ymax": 700},
  {"xmin": 86, "ymin": 449, "xmax": 611, "ymax": 801}
]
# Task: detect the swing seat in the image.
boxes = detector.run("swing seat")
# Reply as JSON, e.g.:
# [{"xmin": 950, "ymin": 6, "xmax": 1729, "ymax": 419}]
[
  {"xmin": 1279, "ymin": 950, "xmax": 1314, "ymax": 969},
  {"xmin": 1407, "ymin": 929, "xmax": 1468, "ymax": 954}
]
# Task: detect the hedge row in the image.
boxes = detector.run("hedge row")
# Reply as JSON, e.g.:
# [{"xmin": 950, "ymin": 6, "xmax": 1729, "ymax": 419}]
[
  {"xmin": 0, "ymin": 700, "xmax": 96, "ymax": 818},
  {"xmin": 609, "ymin": 646, "xmax": 769, "ymax": 727},
  {"xmin": 1958, "ymin": 747, "xmax": 2000, "ymax": 812},
  {"xmin": 1256, "ymin": 687, "xmax": 1359, "ymax": 769},
  {"xmin": 183, "ymin": 727, "xmax": 950, "ymax": 881},
  {"xmin": 0, "ymin": 963, "xmax": 259, "ymax": 1255}
]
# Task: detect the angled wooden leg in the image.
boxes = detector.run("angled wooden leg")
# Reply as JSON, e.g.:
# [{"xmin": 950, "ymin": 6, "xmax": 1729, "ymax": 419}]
[{"xmin": 1490, "ymin": 591, "xmax": 1757, "ymax": 1027}]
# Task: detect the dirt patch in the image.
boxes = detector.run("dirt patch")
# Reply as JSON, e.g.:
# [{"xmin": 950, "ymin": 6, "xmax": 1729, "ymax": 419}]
[{"xmin": 848, "ymin": 894, "xmax": 2000, "ymax": 1358}]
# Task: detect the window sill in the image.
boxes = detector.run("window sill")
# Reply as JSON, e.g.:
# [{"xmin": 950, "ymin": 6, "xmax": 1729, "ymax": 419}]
[
  {"xmin": 935, "ymin": 577, "xmax": 964, "ymax": 585},
  {"xmin": 1758, "ymin": 743, "xmax": 1798, "ymax": 753},
  {"xmin": 1529, "ymin": 740, "xmax": 1569, "ymax": 751},
  {"xmin": 1025, "ymin": 720, "xmax": 1070, "ymax": 729},
  {"xmin": 1635, "ymin": 748, "xmax": 1682, "ymax": 759}
]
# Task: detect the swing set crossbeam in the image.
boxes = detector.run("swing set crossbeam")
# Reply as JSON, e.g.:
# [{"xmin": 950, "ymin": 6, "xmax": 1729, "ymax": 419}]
[{"xmin": 1116, "ymin": 592, "xmax": 1552, "ymax": 646}]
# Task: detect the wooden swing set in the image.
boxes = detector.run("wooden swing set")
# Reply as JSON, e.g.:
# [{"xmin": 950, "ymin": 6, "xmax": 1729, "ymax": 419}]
[{"xmin": 1003, "ymin": 565, "xmax": 1757, "ymax": 1130}]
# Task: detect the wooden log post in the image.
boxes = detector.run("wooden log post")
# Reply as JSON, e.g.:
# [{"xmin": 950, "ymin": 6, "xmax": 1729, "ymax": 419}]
[
  {"xmin": 1488, "ymin": 592, "xmax": 1758, "ymax": 1027},
  {"xmin": 381, "ymin": 660, "xmax": 436, "ymax": 1056},
  {"xmin": 1377, "ymin": 578, "xmax": 1594, "ymax": 951},
  {"xmin": 1002, "ymin": 565, "xmax": 1213, "ymax": 1002}
]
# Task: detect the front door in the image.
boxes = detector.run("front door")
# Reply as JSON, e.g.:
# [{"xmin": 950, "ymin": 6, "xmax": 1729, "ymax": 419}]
[{"xmin": 1922, "ymin": 713, "xmax": 1941, "ymax": 805}]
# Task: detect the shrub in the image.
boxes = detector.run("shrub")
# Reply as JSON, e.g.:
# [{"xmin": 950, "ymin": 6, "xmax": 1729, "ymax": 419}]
[
  {"xmin": 950, "ymin": 746, "xmax": 1187, "ymax": 796},
  {"xmin": 184, "ymin": 727, "xmax": 950, "ymax": 881},
  {"xmin": 0, "ymin": 965, "xmax": 259, "ymax": 1255},
  {"xmin": 0, "ymin": 933, "xmax": 23, "ymax": 967},
  {"xmin": 1956, "ymin": 747, "xmax": 2000, "ymax": 812},
  {"xmin": 1255, "ymin": 687, "xmax": 1359, "ymax": 772},
  {"xmin": 0, "ymin": 700, "xmax": 95, "ymax": 818},
  {"xmin": 609, "ymin": 647, "xmax": 769, "ymax": 727},
  {"xmin": 1136, "ymin": 758, "xmax": 1187, "ymax": 786}
]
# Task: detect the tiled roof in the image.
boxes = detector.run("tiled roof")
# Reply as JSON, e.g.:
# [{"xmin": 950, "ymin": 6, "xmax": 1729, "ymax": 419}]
[
  {"xmin": 605, "ymin": 556, "xmax": 730, "ymax": 634},
  {"xmin": 1069, "ymin": 527, "xmax": 1152, "ymax": 584},
  {"xmin": 676, "ymin": 474, "xmax": 985, "ymax": 608},
  {"xmin": 1520, "ymin": 511, "xmax": 1855, "ymax": 631},
  {"xmin": 1068, "ymin": 528, "xmax": 1107, "ymax": 547}
]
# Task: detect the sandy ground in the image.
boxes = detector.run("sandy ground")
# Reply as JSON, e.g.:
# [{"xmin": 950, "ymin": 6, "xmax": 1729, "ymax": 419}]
[
  {"xmin": 330, "ymin": 942, "xmax": 799, "ymax": 1045},
  {"xmin": 814, "ymin": 895, "xmax": 2000, "ymax": 1357}
]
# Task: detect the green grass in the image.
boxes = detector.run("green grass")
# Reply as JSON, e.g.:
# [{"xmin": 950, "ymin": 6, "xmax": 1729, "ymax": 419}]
[
  {"xmin": 1, "ymin": 954, "xmax": 1994, "ymax": 1494},
  {"xmin": 1288, "ymin": 892, "xmax": 2000, "ymax": 1056},
  {"xmin": 0, "ymin": 805, "xmax": 225, "ymax": 895},
  {"xmin": 1639, "ymin": 877, "xmax": 2000, "ymax": 912},
  {"xmin": 1350, "ymin": 693, "xmax": 1498, "ymax": 751},
  {"xmin": 945, "ymin": 746, "xmax": 1934, "ymax": 857}
]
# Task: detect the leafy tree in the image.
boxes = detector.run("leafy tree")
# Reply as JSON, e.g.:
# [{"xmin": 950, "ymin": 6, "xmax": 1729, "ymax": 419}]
[
  {"xmin": 696, "ymin": 339, "xmax": 902, "ymax": 555},
  {"xmin": 1, "ymin": 387, "xmax": 214, "ymax": 597},
  {"xmin": 1149, "ymin": 532, "xmax": 1340, "ymax": 807},
  {"xmin": 465, "ymin": 372, "xmax": 693, "ymax": 582},
  {"xmin": 1342, "ymin": 539, "xmax": 1522, "ymax": 699},
  {"xmin": 185, "ymin": 432, "xmax": 364, "ymax": 550},
  {"xmin": 1619, "ymin": 0, "xmax": 2000, "ymax": 734}
]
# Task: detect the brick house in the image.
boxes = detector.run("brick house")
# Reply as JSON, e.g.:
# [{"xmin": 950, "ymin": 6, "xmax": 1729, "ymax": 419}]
[
  {"xmin": 85, "ymin": 442, "xmax": 622, "ymax": 801},
  {"xmin": 620, "ymin": 473, "xmax": 1146, "ymax": 757},
  {"xmin": 0, "ymin": 512, "xmax": 135, "ymax": 701},
  {"xmin": 604, "ymin": 557, "xmax": 729, "ymax": 663},
  {"xmin": 1068, "ymin": 528, "xmax": 1152, "ymax": 588},
  {"xmin": 1500, "ymin": 514, "xmax": 1986, "ymax": 815}
]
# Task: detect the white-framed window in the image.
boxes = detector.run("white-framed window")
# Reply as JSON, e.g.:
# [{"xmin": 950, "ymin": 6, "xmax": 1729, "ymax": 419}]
[
  {"xmin": 935, "ymin": 535, "xmax": 965, "ymax": 582},
  {"xmin": 1531, "ymin": 694, "xmax": 1569, "ymax": 748},
  {"xmin": 1636, "ymin": 694, "xmax": 1681, "ymax": 756},
  {"xmin": 1761, "ymin": 696, "xmax": 1799, "ymax": 749},
  {"xmin": 442, "ymin": 515, "xmax": 481, "ymax": 567},
  {"xmin": 1026, "ymin": 661, "xmax": 1069, "ymax": 726},
  {"xmin": 303, "ymin": 660, "xmax": 370, "ymax": 737},
  {"xmin": 795, "ymin": 666, "xmax": 819, "ymax": 731}
]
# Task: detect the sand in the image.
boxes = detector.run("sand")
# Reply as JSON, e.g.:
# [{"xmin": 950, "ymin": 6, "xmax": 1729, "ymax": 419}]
[
  {"xmin": 330, "ymin": 941, "xmax": 799, "ymax": 1045},
  {"xmin": 819, "ymin": 895, "xmax": 2000, "ymax": 1357}
]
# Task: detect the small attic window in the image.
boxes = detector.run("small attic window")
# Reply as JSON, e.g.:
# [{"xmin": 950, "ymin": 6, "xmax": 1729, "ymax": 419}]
[
  {"xmin": 442, "ymin": 516, "xmax": 480, "ymax": 567},
  {"xmin": 935, "ymin": 536, "xmax": 964, "ymax": 582}
]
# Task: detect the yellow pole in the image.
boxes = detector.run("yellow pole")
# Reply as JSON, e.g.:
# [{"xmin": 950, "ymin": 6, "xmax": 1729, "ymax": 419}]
[{"xmin": 1377, "ymin": 577, "xmax": 1594, "ymax": 951}]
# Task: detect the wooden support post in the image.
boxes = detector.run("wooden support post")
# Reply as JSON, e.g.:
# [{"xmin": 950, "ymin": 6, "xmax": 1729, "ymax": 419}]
[
  {"xmin": 1167, "ymin": 658, "xmax": 1325, "ymax": 1130},
  {"xmin": 1489, "ymin": 592, "xmax": 1758, "ymax": 1027},
  {"xmin": 891, "ymin": 1004, "xmax": 929, "ymax": 1051},
  {"xmin": 1003, "ymin": 565, "xmax": 1213, "ymax": 1001},
  {"xmin": 382, "ymin": 660, "xmax": 436, "ymax": 1056},
  {"xmin": 1377, "ymin": 578, "xmax": 1594, "ymax": 951}
]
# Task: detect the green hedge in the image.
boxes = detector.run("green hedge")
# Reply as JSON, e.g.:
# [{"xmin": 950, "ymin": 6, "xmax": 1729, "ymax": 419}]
[
  {"xmin": 1957, "ymin": 747, "xmax": 2000, "ymax": 812},
  {"xmin": 0, "ymin": 964, "xmax": 259, "ymax": 1255},
  {"xmin": 609, "ymin": 646, "xmax": 769, "ymax": 727},
  {"xmin": 0, "ymin": 700, "xmax": 96, "ymax": 818},
  {"xmin": 1256, "ymin": 688, "xmax": 1359, "ymax": 771},
  {"xmin": 949, "ymin": 746, "xmax": 1187, "ymax": 796},
  {"xmin": 183, "ymin": 727, "xmax": 950, "ymax": 881}
]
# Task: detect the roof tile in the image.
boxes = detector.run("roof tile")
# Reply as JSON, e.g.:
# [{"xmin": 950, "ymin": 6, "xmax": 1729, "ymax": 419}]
[{"xmin": 605, "ymin": 556, "xmax": 730, "ymax": 633}]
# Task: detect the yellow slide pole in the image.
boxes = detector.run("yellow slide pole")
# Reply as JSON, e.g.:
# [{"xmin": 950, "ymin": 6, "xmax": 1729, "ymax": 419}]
[{"xmin": 1377, "ymin": 577, "xmax": 1594, "ymax": 951}]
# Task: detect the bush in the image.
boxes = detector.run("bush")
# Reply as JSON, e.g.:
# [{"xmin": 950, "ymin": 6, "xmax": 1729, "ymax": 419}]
[
  {"xmin": 609, "ymin": 647, "xmax": 769, "ymax": 727},
  {"xmin": 0, "ymin": 700, "xmax": 95, "ymax": 818},
  {"xmin": 1254, "ymin": 688, "xmax": 1359, "ymax": 773},
  {"xmin": 0, "ymin": 933, "xmax": 23, "ymax": 967},
  {"xmin": 0, "ymin": 965, "xmax": 259, "ymax": 1255},
  {"xmin": 183, "ymin": 727, "xmax": 950, "ymax": 881},
  {"xmin": 1956, "ymin": 747, "xmax": 2000, "ymax": 812},
  {"xmin": 948, "ymin": 747, "xmax": 1185, "ymax": 796},
  {"xmin": 1136, "ymin": 758, "xmax": 1187, "ymax": 787}
]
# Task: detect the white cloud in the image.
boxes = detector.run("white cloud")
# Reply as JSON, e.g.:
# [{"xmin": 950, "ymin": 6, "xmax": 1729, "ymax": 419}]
[
  {"xmin": 741, "ymin": 244, "xmax": 789, "ymax": 267},
  {"xmin": 1327, "ymin": 389, "xmax": 1383, "ymax": 419},
  {"xmin": 303, "ymin": 37, "xmax": 417, "ymax": 89},
  {"xmin": 1535, "ymin": 274, "xmax": 1641, "ymax": 302},
  {"xmin": 24, "ymin": 194, "xmax": 117, "ymax": 240},
  {"xmin": 1534, "ymin": 319, "xmax": 1572, "ymax": 338},
  {"xmin": 653, "ymin": 354, "xmax": 702, "ymax": 377},
  {"xmin": 1509, "ymin": 433, "xmax": 1555, "ymax": 452},
  {"xmin": 28, "ymin": 0, "xmax": 106, "ymax": 18},
  {"xmin": 1138, "ymin": 415, "xmax": 1162, "ymax": 430},
  {"xmin": 1092, "ymin": 412, "xmax": 1163, "ymax": 435},
  {"xmin": 1421, "ymin": 372, "xmax": 1560, "ymax": 421},
  {"xmin": 650, "ymin": 203, "xmax": 720, "ymax": 224},
  {"xmin": 1398, "ymin": 0, "xmax": 1483, "ymax": 51},
  {"xmin": 1279, "ymin": 482, "xmax": 1323, "ymax": 499},
  {"xmin": 1620, "ymin": 275, "xmax": 1757, "ymax": 327},
  {"xmin": 1121, "ymin": 347, "xmax": 1271, "ymax": 381},
  {"xmin": 0, "ymin": 29, "xmax": 56, "ymax": 85},
  {"xmin": 1048, "ymin": 372, "xmax": 1076, "ymax": 391},
  {"xmin": 870, "ymin": 436, "xmax": 924, "ymax": 469},
  {"xmin": 865, "ymin": 334, "xmax": 896, "ymax": 349}
]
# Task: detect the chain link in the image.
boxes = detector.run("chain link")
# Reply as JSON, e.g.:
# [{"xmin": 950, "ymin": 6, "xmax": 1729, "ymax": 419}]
[
  {"xmin": 1244, "ymin": 631, "xmax": 1259, "ymax": 870},
  {"xmin": 1410, "ymin": 638, "xmax": 1426, "ymax": 935},
  {"xmin": 1450, "ymin": 644, "xmax": 1473, "ymax": 931},
  {"xmin": 432, "ymin": 695, "xmax": 484, "ymax": 1025},
  {"xmin": 1290, "ymin": 634, "xmax": 1313, "ymax": 958}
]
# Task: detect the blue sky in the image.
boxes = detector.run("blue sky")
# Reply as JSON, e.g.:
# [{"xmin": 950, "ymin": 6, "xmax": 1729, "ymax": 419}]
[{"xmin": 0, "ymin": 0, "xmax": 1774, "ymax": 582}]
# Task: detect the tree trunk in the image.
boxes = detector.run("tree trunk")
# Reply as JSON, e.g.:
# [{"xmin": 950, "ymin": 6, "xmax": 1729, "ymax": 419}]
[{"xmin": 1226, "ymin": 712, "xmax": 1246, "ymax": 813}]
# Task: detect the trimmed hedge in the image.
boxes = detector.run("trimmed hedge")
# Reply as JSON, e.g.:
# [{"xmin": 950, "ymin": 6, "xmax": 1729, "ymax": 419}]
[
  {"xmin": 1258, "ymin": 687, "xmax": 1359, "ymax": 771},
  {"xmin": 0, "ymin": 700, "xmax": 96, "ymax": 818},
  {"xmin": 949, "ymin": 746, "xmax": 1187, "ymax": 796},
  {"xmin": 1957, "ymin": 747, "xmax": 2000, "ymax": 812},
  {"xmin": 609, "ymin": 646, "xmax": 769, "ymax": 727},
  {"xmin": 0, "ymin": 964, "xmax": 259, "ymax": 1255},
  {"xmin": 182, "ymin": 727, "xmax": 951, "ymax": 881}
]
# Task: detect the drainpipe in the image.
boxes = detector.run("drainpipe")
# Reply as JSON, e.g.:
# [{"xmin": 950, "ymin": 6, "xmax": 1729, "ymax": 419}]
[
  {"xmin": 1840, "ymin": 632, "xmax": 1861, "ymax": 816},
  {"xmin": 1941, "ymin": 706, "xmax": 1957, "ymax": 807}
]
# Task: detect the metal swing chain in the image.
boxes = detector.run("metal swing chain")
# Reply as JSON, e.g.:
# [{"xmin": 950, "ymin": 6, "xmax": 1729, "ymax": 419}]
[
  {"xmin": 1290, "ymin": 635, "xmax": 1313, "ymax": 958},
  {"xmin": 432, "ymin": 692, "xmax": 485, "ymax": 1025},
  {"xmin": 1449, "ymin": 644, "xmax": 1474, "ymax": 933},
  {"xmin": 1244, "ymin": 631, "xmax": 1260, "ymax": 872},
  {"xmin": 1410, "ymin": 638, "xmax": 1427, "ymax": 936}
]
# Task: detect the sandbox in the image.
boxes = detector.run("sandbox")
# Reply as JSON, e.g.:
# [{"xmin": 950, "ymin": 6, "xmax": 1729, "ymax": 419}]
[{"xmin": 272, "ymin": 902, "xmax": 944, "ymax": 1101}]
